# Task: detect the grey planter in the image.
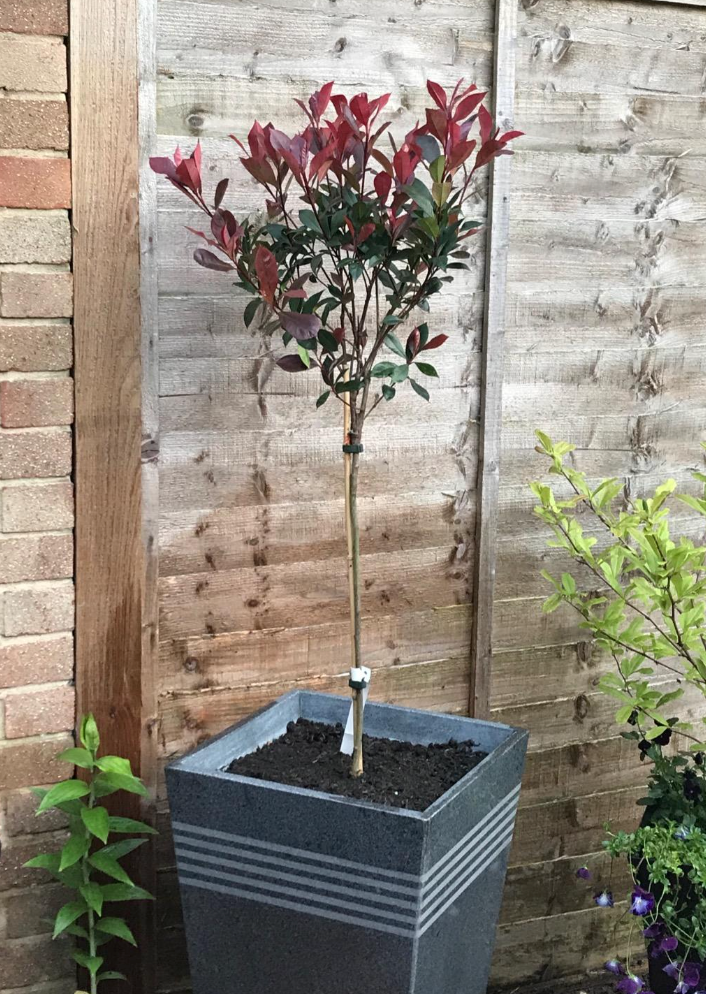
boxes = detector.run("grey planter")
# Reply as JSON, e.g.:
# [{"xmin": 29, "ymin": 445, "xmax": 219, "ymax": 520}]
[{"xmin": 167, "ymin": 690, "xmax": 528, "ymax": 994}]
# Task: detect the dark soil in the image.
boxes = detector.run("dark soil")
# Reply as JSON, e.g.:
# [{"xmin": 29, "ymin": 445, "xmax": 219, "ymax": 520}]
[{"xmin": 226, "ymin": 718, "xmax": 487, "ymax": 811}]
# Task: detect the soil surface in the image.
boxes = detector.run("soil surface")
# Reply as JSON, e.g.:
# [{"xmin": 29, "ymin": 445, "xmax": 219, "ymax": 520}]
[{"xmin": 226, "ymin": 718, "xmax": 487, "ymax": 811}]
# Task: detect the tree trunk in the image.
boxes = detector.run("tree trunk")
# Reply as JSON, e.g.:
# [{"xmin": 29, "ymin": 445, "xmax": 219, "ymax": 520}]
[{"xmin": 344, "ymin": 390, "xmax": 364, "ymax": 777}]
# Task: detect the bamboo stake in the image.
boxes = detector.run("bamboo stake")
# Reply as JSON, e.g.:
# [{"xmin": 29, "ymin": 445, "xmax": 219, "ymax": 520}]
[{"xmin": 343, "ymin": 367, "xmax": 364, "ymax": 778}]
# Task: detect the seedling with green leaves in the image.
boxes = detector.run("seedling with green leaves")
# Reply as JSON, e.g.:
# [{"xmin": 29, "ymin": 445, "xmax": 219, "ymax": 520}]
[
  {"xmin": 532, "ymin": 432, "xmax": 706, "ymax": 752},
  {"xmin": 25, "ymin": 714, "xmax": 156, "ymax": 993}
]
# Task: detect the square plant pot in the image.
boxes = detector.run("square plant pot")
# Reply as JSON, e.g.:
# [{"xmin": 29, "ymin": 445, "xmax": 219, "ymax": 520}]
[{"xmin": 167, "ymin": 690, "xmax": 528, "ymax": 994}]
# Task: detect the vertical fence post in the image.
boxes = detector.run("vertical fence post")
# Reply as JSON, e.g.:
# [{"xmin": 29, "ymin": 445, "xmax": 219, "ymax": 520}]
[{"xmin": 470, "ymin": 0, "xmax": 518, "ymax": 719}]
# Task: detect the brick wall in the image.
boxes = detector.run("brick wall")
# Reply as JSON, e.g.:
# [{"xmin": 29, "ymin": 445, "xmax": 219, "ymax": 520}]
[{"xmin": 0, "ymin": 1, "xmax": 75, "ymax": 991}]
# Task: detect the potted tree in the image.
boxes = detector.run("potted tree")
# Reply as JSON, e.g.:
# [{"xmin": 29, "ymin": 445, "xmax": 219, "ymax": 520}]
[{"xmin": 151, "ymin": 80, "xmax": 527, "ymax": 994}]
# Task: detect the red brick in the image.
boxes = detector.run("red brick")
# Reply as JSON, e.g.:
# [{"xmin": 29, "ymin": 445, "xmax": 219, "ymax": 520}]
[
  {"xmin": 0, "ymin": 734, "xmax": 72, "ymax": 790},
  {"xmin": 0, "ymin": 323, "xmax": 72, "ymax": 372},
  {"xmin": 0, "ymin": 158, "xmax": 70, "ymax": 209},
  {"xmin": 0, "ymin": 98, "xmax": 69, "ymax": 151},
  {"xmin": 0, "ymin": 211, "xmax": 71, "ymax": 265},
  {"xmin": 3, "ymin": 582, "xmax": 74, "ymax": 636},
  {"xmin": 0, "ymin": 377, "xmax": 73, "ymax": 427},
  {"xmin": 0, "ymin": 533, "xmax": 72, "ymax": 583},
  {"xmin": 2, "ymin": 785, "xmax": 69, "ymax": 835},
  {"xmin": 0, "ymin": 37, "xmax": 67, "ymax": 93},
  {"xmin": 0, "ymin": 0, "xmax": 69, "ymax": 36},
  {"xmin": 2, "ymin": 883, "xmax": 66, "ymax": 938},
  {"xmin": 1, "ymin": 480, "xmax": 74, "ymax": 531},
  {"xmin": 0, "ymin": 934, "xmax": 71, "ymax": 987},
  {"xmin": 0, "ymin": 634, "xmax": 73, "ymax": 689},
  {"xmin": 0, "ymin": 428, "xmax": 71, "ymax": 478},
  {"xmin": 4, "ymin": 684, "xmax": 74, "ymax": 738},
  {"xmin": 0, "ymin": 272, "xmax": 73, "ymax": 318}
]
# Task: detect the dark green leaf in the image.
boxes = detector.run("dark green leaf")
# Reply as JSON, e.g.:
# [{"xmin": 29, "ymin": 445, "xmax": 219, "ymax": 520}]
[
  {"xmin": 410, "ymin": 379, "xmax": 430, "ymax": 401},
  {"xmin": 98, "ymin": 838, "xmax": 147, "ymax": 860},
  {"xmin": 382, "ymin": 384, "xmax": 396, "ymax": 401},
  {"xmin": 383, "ymin": 333, "xmax": 406, "ymax": 358},
  {"xmin": 96, "ymin": 916, "xmax": 137, "ymax": 946},
  {"xmin": 53, "ymin": 900, "xmax": 87, "ymax": 938},
  {"xmin": 93, "ymin": 772, "xmax": 147, "ymax": 798},
  {"xmin": 59, "ymin": 832, "xmax": 89, "ymax": 871},
  {"xmin": 317, "ymin": 329, "xmax": 339, "ymax": 353},
  {"xmin": 101, "ymin": 883, "xmax": 154, "ymax": 902},
  {"xmin": 298, "ymin": 209, "xmax": 322, "ymax": 232},
  {"xmin": 382, "ymin": 315, "xmax": 402, "ymax": 326},
  {"xmin": 80, "ymin": 881, "xmax": 104, "ymax": 916},
  {"xmin": 57, "ymin": 747, "xmax": 94, "ymax": 769},
  {"xmin": 371, "ymin": 362, "xmax": 396, "ymax": 378},
  {"xmin": 89, "ymin": 852, "xmax": 133, "ymax": 885},
  {"xmin": 80, "ymin": 713, "xmax": 100, "ymax": 752},
  {"xmin": 316, "ymin": 391, "xmax": 330, "ymax": 408},
  {"xmin": 37, "ymin": 780, "xmax": 90, "ymax": 814},
  {"xmin": 243, "ymin": 297, "xmax": 261, "ymax": 328},
  {"xmin": 390, "ymin": 365, "xmax": 409, "ymax": 384},
  {"xmin": 97, "ymin": 972, "xmax": 128, "ymax": 982},
  {"xmin": 107, "ymin": 816, "xmax": 158, "ymax": 835},
  {"xmin": 415, "ymin": 362, "xmax": 438, "ymax": 377},
  {"xmin": 64, "ymin": 923, "xmax": 90, "ymax": 940},
  {"xmin": 24, "ymin": 852, "xmax": 61, "ymax": 873},
  {"xmin": 81, "ymin": 805, "xmax": 110, "ymax": 843}
]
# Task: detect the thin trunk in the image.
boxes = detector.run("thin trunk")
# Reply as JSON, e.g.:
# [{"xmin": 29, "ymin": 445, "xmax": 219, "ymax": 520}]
[{"xmin": 343, "ymin": 375, "xmax": 364, "ymax": 777}]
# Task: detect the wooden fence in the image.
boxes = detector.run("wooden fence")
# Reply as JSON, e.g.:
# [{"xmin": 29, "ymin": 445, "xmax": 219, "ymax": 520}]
[{"xmin": 71, "ymin": 0, "xmax": 706, "ymax": 989}]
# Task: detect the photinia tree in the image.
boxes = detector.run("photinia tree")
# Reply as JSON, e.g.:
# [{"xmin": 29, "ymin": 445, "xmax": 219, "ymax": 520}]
[{"xmin": 150, "ymin": 79, "xmax": 521, "ymax": 778}]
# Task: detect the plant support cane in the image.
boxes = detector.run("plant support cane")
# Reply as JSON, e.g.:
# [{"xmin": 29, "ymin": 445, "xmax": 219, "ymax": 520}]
[{"xmin": 343, "ymin": 365, "xmax": 368, "ymax": 777}]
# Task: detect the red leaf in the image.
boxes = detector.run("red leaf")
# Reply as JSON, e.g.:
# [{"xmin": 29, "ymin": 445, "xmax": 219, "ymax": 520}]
[
  {"xmin": 241, "ymin": 156, "xmax": 277, "ymax": 187},
  {"xmin": 454, "ymin": 91, "xmax": 486, "ymax": 121},
  {"xmin": 193, "ymin": 248, "xmax": 233, "ymax": 272},
  {"xmin": 276, "ymin": 354, "xmax": 309, "ymax": 372},
  {"xmin": 406, "ymin": 327, "xmax": 421, "ymax": 360},
  {"xmin": 447, "ymin": 140, "xmax": 477, "ymax": 172},
  {"xmin": 283, "ymin": 288, "xmax": 307, "ymax": 300},
  {"xmin": 370, "ymin": 148, "xmax": 393, "ymax": 175},
  {"xmin": 500, "ymin": 129, "xmax": 524, "ymax": 142},
  {"xmin": 478, "ymin": 104, "xmax": 494, "ymax": 145},
  {"xmin": 149, "ymin": 156, "xmax": 176, "ymax": 179},
  {"xmin": 214, "ymin": 178, "xmax": 229, "ymax": 208},
  {"xmin": 279, "ymin": 311, "xmax": 321, "ymax": 341},
  {"xmin": 425, "ymin": 108, "xmax": 448, "ymax": 145},
  {"xmin": 422, "ymin": 334, "xmax": 449, "ymax": 351},
  {"xmin": 358, "ymin": 222, "xmax": 375, "ymax": 244},
  {"xmin": 332, "ymin": 327, "xmax": 345, "ymax": 345},
  {"xmin": 374, "ymin": 171, "xmax": 392, "ymax": 203},
  {"xmin": 426, "ymin": 80, "xmax": 447, "ymax": 110},
  {"xmin": 255, "ymin": 245, "xmax": 279, "ymax": 306}
]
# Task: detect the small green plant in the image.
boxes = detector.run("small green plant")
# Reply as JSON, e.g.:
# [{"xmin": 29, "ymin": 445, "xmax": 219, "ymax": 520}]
[
  {"xmin": 25, "ymin": 714, "xmax": 156, "ymax": 993},
  {"xmin": 531, "ymin": 432, "xmax": 706, "ymax": 752}
]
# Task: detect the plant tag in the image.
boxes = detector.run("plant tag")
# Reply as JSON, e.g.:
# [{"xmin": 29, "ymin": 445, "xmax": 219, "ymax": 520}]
[{"xmin": 340, "ymin": 667, "xmax": 371, "ymax": 755}]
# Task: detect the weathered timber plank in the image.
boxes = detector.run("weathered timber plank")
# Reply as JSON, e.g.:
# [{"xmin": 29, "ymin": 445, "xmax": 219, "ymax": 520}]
[
  {"xmin": 508, "ymin": 218, "xmax": 706, "ymax": 290},
  {"xmin": 505, "ymin": 285, "xmax": 706, "ymax": 353},
  {"xmin": 519, "ymin": 0, "xmax": 706, "ymax": 56},
  {"xmin": 500, "ymin": 851, "xmax": 630, "ymax": 925},
  {"xmin": 510, "ymin": 786, "xmax": 645, "ymax": 866},
  {"xmin": 490, "ymin": 905, "xmax": 633, "ymax": 988},
  {"xmin": 160, "ymin": 490, "xmax": 473, "ymax": 577},
  {"xmin": 471, "ymin": 0, "xmax": 518, "ymax": 719},
  {"xmin": 512, "ymin": 150, "xmax": 706, "ymax": 222},
  {"xmin": 158, "ymin": 605, "xmax": 471, "ymax": 696},
  {"xmin": 516, "ymin": 90, "xmax": 706, "ymax": 155},
  {"xmin": 158, "ymin": 545, "xmax": 470, "ymax": 640},
  {"xmin": 158, "ymin": 655, "xmax": 471, "ymax": 756},
  {"xmin": 158, "ymin": 421, "xmax": 478, "ymax": 511},
  {"xmin": 157, "ymin": 290, "xmax": 486, "ymax": 361}
]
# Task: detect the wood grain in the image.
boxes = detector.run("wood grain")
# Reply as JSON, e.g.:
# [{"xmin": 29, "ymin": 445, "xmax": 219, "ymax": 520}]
[
  {"xmin": 72, "ymin": 0, "xmax": 151, "ymax": 988},
  {"xmin": 471, "ymin": 0, "xmax": 518, "ymax": 719}
]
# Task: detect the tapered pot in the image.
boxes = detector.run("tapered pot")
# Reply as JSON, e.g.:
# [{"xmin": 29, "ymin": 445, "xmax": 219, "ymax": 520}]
[{"xmin": 166, "ymin": 690, "xmax": 528, "ymax": 994}]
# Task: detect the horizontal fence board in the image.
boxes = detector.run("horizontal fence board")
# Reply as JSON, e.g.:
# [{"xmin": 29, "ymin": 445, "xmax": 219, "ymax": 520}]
[
  {"xmin": 516, "ymin": 90, "xmax": 706, "ymax": 156},
  {"xmin": 158, "ymin": 604, "xmax": 471, "ymax": 696},
  {"xmin": 158, "ymin": 544, "xmax": 471, "ymax": 639},
  {"xmin": 158, "ymin": 655, "xmax": 471, "ymax": 756},
  {"xmin": 160, "ymin": 490, "xmax": 472, "ymax": 577}
]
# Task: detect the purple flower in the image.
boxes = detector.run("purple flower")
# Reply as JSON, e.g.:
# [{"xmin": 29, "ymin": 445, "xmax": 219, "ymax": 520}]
[
  {"xmin": 664, "ymin": 964, "xmax": 680, "ymax": 981},
  {"xmin": 595, "ymin": 890, "xmax": 614, "ymax": 908},
  {"xmin": 616, "ymin": 975, "xmax": 644, "ymax": 994},
  {"xmin": 605, "ymin": 960, "xmax": 625, "ymax": 975},
  {"xmin": 576, "ymin": 866, "xmax": 591, "ymax": 881},
  {"xmin": 650, "ymin": 936, "xmax": 679, "ymax": 959},
  {"xmin": 630, "ymin": 887, "xmax": 656, "ymax": 916},
  {"xmin": 684, "ymin": 964, "xmax": 701, "ymax": 989}
]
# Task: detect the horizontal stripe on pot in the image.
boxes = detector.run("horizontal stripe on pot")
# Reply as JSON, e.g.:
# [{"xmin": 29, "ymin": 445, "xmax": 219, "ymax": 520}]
[{"xmin": 172, "ymin": 784, "xmax": 520, "ymax": 938}]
